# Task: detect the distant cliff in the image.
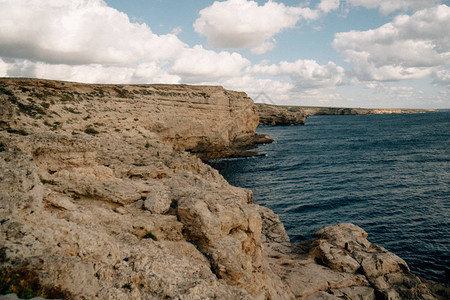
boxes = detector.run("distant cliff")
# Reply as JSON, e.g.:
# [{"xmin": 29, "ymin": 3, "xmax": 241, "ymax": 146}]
[
  {"xmin": 300, "ymin": 106, "xmax": 436, "ymax": 116},
  {"xmin": 0, "ymin": 78, "xmax": 447, "ymax": 299},
  {"xmin": 256, "ymin": 103, "xmax": 436, "ymax": 126},
  {"xmin": 255, "ymin": 104, "xmax": 306, "ymax": 125}
]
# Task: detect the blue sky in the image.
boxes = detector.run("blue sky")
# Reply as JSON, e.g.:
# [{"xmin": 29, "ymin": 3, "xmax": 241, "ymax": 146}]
[{"xmin": 0, "ymin": 0, "xmax": 449, "ymax": 108}]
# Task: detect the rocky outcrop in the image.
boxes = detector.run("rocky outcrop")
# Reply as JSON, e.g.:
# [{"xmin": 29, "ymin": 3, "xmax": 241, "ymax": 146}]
[
  {"xmin": 1, "ymin": 78, "xmax": 448, "ymax": 299},
  {"xmin": 300, "ymin": 106, "xmax": 436, "ymax": 116},
  {"xmin": 256, "ymin": 103, "xmax": 436, "ymax": 126},
  {"xmin": 0, "ymin": 78, "xmax": 271, "ymax": 161},
  {"xmin": 255, "ymin": 104, "xmax": 306, "ymax": 125}
]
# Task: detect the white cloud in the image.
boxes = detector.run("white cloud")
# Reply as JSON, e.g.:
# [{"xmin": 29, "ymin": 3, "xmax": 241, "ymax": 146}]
[
  {"xmin": 171, "ymin": 45, "xmax": 250, "ymax": 82},
  {"xmin": 2, "ymin": 59, "xmax": 181, "ymax": 84},
  {"xmin": 0, "ymin": 0, "xmax": 253, "ymax": 86},
  {"xmin": 222, "ymin": 75, "xmax": 295, "ymax": 103},
  {"xmin": 0, "ymin": 0, "xmax": 186, "ymax": 65},
  {"xmin": 333, "ymin": 5, "xmax": 450, "ymax": 81},
  {"xmin": 249, "ymin": 59, "xmax": 345, "ymax": 89},
  {"xmin": 318, "ymin": 0, "xmax": 340, "ymax": 13},
  {"xmin": 347, "ymin": 0, "xmax": 443, "ymax": 14},
  {"xmin": 0, "ymin": 58, "xmax": 7, "ymax": 77},
  {"xmin": 193, "ymin": 0, "xmax": 340, "ymax": 54},
  {"xmin": 432, "ymin": 67, "xmax": 450, "ymax": 86}
]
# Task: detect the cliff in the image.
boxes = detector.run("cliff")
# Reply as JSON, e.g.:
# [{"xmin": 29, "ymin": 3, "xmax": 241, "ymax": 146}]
[
  {"xmin": 255, "ymin": 104, "xmax": 306, "ymax": 125},
  {"xmin": 0, "ymin": 78, "xmax": 271, "ymax": 161},
  {"xmin": 299, "ymin": 106, "xmax": 436, "ymax": 116},
  {"xmin": 1, "ymin": 78, "xmax": 447, "ymax": 299},
  {"xmin": 255, "ymin": 103, "xmax": 436, "ymax": 126}
]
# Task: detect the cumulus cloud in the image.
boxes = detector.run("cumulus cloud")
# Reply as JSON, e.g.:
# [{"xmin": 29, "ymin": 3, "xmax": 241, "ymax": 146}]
[
  {"xmin": 347, "ymin": 0, "xmax": 443, "ymax": 14},
  {"xmin": 0, "ymin": 0, "xmax": 186, "ymax": 65},
  {"xmin": 318, "ymin": 0, "xmax": 340, "ymax": 13},
  {"xmin": 171, "ymin": 46, "xmax": 250, "ymax": 82},
  {"xmin": 193, "ymin": 0, "xmax": 339, "ymax": 54},
  {"xmin": 0, "ymin": 0, "xmax": 253, "ymax": 85},
  {"xmin": 0, "ymin": 59, "xmax": 8, "ymax": 77},
  {"xmin": 432, "ymin": 67, "xmax": 450, "ymax": 86},
  {"xmin": 249, "ymin": 59, "xmax": 345, "ymax": 89},
  {"xmin": 333, "ymin": 5, "xmax": 450, "ymax": 81},
  {"xmin": 223, "ymin": 75, "xmax": 294, "ymax": 103},
  {"xmin": 1, "ymin": 59, "xmax": 181, "ymax": 84}
]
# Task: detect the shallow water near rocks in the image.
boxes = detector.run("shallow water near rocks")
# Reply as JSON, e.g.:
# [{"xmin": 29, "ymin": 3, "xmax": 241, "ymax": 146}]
[{"xmin": 209, "ymin": 111, "xmax": 449, "ymax": 282}]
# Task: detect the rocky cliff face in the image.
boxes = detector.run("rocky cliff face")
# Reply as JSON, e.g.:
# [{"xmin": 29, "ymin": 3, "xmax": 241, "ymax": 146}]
[
  {"xmin": 1, "ymin": 78, "xmax": 447, "ymax": 299},
  {"xmin": 255, "ymin": 104, "xmax": 306, "ymax": 125},
  {"xmin": 299, "ymin": 106, "xmax": 436, "ymax": 116},
  {"xmin": 255, "ymin": 104, "xmax": 435, "ymax": 126},
  {"xmin": 0, "ymin": 78, "xmax": 269, "ymax": 161}
]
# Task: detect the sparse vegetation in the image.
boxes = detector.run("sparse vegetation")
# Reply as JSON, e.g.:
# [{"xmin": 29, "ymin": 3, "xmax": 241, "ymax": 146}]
[
  {"xmin": 60, "ymin": 93, "xmax": 74, "ymax": 102},
  {"xmin": 62, "ymin": 106, "xmax": 81, "ymax": 114},
  {"xmin": 122, "ymin": 283, "xmax": 132, "ymax": 290},
  {"xmin": 0, "ymin": 86, "xmax": 15, "ymax": 97},
  {"xmin": 0, "ymin": 266, "xmax": 70, "ymax": 299},
  {"xmin": 1, "ymin": 88, "xmax": 47, "ymax": 117},
  {"xmin": 7, "ymin": 129, "xmax": 28, "ymax": 136},
  {"xmin": 94, "ymin": 88, "xmax": 105, "ymax": 97},
  {"xmin": 145, "ymin": 142, "xmax": 150, "ymax": 148},
  {"xmin": 113, "ymin": 87, "xmax": 134, "ymax": 99},
  {"xmin": 84, "ymin": 127, "xmax": 99, "ymax": 135},
  {"xmin": 142, "ymin": 232, "xmax": 157, "ymax": 241}
]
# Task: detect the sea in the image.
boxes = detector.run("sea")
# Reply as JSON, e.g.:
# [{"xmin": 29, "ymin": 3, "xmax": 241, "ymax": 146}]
[{"xmin": 209, "ymin": 111, "xmax": 449, "ymax": 282}]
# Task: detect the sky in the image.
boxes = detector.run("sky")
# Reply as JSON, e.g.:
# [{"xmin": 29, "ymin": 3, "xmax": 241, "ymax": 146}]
[{"xmin": 0, "ymin": 0, "xmax": 449, "ymax": 108}]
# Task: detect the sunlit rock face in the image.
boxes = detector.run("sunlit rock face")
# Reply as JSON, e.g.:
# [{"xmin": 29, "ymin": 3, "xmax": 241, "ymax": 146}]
[{"xmin": 0, "ymin": 78, "xmax": 447, "ymax": 299}]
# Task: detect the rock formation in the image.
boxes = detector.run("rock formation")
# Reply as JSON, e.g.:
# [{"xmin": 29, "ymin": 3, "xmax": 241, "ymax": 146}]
[
  {"xmin": 1, "ymin": 78, "xmax": 448, "ymax": 299},
  {"xmin": 299, "ymin": 106, "xmax": 436, "ymax": 116},
  {"xmin": 255, "ymin": 103, "xmax": 436, "ymax": 126},
  {"xmin": 254, "ymin": 104, "xmax": 306, "ymax": 125}
]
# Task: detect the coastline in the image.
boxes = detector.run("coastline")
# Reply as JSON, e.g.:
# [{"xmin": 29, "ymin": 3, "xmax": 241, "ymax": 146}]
[
  {"xmin": 1, "ymin": 78, "xmax": 448, "ymax": 299},
  {"xmin": 255, "ymin": 103, "xmax": 436, "ymax": 126}
]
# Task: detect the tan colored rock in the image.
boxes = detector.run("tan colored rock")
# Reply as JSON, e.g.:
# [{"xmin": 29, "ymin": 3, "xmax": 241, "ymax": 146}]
[
  {"xmin": 1, "ymin": 79, "xmax": 447, "ymax": 300},
  {"xmin": 144, "ymin": 189, "xmax": 172, "ymax": 214},
  {"xmin": 255, "ymin": 103, "xmax": 306, "ymax": 125},
  {"xmin": 255, "ymin": 103, "xmax": 436, "ymax": 127},
  {"xmin": 310, "ymin": 223, "xmax": 439, "ymax": 299}
]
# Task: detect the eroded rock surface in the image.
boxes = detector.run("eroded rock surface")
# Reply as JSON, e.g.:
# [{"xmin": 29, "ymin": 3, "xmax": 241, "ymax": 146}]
[
  {"xmin": 1, "ymin": 79, "xmax": 448, "ymax": 299},
  {"xmin": 255, "ymin": 104, "xmax": 306, "ymax": 126}
]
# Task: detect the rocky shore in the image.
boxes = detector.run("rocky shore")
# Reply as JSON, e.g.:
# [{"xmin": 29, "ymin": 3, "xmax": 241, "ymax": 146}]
[
  {"xmin": 255, "ymin": 103, "xmax": 436, "ymax": 126},
  {"xmin": 1, "ymin": 78, "xmax": 448, "ymax": 299}
]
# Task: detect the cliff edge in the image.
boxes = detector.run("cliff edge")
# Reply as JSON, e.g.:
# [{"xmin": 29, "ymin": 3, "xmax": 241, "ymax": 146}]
[
  {"xmin": 0, "ymin": 79, "xmax": 447, "ymax": 299},
  {"xmin": 255, "ymin": 103, "xmax": 436, "ymax": 126}
]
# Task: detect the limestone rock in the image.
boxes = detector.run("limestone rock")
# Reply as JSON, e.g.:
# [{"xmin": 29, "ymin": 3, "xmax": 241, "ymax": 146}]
[
  {"xmin": 310, "ymin": 223, "xmax": 438, "ymax": 299},
  {"xmin": 255, "ymin": 103, "xmax": 306, "ymax": 126},
  {"xmin": 0, "ymin": 79, "xmax": 446, "ymax": 300},
  {"xmin": 255, "ymin": 103, "xmax": 436, "ymax": 127},
  {"xmin": 144, "ymin": 189, "xmax": 172, "ymax": 214}
]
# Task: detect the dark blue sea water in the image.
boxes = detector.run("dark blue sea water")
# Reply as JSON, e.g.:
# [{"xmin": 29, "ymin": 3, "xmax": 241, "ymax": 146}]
[{"xmin": 210, "ymin": 112, "xmax": 449, "ymax": 282}]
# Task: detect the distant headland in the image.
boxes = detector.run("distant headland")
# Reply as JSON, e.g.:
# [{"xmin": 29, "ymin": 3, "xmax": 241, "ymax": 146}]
[{"xmin": 255, "ymin": 103, "xmax": 436, "ymax": 126}]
